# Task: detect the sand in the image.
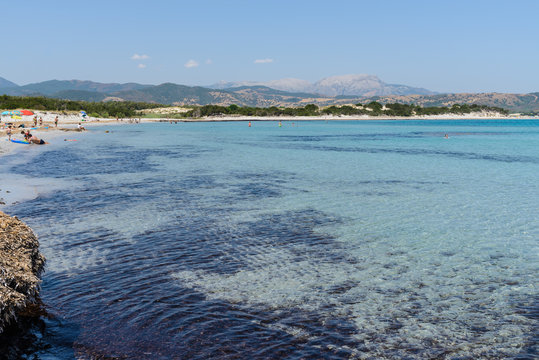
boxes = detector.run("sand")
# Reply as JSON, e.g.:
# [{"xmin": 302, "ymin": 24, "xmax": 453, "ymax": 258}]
[{"xmin": 0, "ymin": 112, "xmax": 123, "ymax": 156}]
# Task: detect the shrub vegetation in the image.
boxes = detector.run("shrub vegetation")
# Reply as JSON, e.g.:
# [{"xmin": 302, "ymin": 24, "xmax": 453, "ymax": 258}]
[{"xmin": 0, "ymin": 95, "xmax": 509, "ymax": 119}]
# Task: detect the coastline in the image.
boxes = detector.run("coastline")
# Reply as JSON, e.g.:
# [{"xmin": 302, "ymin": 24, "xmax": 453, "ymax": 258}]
[
  {"xmin": 1, "ymin": 111, "xmax": 536, "ymax": 189},
  {"xmin": 0, "ymin": 114, "xmax": 122, "ymax": 157},
  {"xmin": 140, "ymin": 113, "xmax": 539, "ymax": 122},
  {"xmin": 2, "ymin": 109, "xmax": 536, "ymax": 133},
  {"xmin": 1, "ymin": 110, "xmax": 536, "ymax": 170}
]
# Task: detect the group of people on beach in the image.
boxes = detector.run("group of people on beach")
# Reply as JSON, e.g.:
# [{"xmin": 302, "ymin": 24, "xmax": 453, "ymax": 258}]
[
  {"xmin": 2, "ymin": 113, "xmax": 66, "ymax": 144},
  {"xmin": 2, "ymin": 112, "xmax": 91, "ymax": 145},
  {"xmin": 3, "ymin": 124, "xmax": 48, "ymax": 144}
]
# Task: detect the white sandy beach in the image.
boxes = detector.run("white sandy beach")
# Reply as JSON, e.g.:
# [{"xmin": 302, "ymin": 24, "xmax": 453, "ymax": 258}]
[
  {"xmin": 0, "ymin": 112, "xmax": 122, "ymax": 156},
  {"xmin": 189, "ymin": 112, "xmax": 524, "ymax": 122}
]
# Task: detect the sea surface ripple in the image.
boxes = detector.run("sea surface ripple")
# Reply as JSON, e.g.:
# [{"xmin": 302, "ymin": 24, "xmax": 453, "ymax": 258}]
[{"xmin": 4, "ymin": 120, "xmax": 538, "ymax": 359}]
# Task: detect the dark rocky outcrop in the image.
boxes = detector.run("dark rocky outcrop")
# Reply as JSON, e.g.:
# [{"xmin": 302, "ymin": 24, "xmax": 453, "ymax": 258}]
[{"xmin": 0, "ymin": 211, "xmax": 45, "ymax": 334}]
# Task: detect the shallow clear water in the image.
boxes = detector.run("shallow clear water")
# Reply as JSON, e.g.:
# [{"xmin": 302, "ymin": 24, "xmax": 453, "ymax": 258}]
[{"xmin": 3, "ymin": 120, "xmax": 538, "ymax": 359}]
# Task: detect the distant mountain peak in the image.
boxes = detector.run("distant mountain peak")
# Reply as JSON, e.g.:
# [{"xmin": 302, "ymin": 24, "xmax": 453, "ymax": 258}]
[
  {"xmin": 0, "ymin": 75, "xmax": 440, "ymax": 108},
  {"xmin": 210, "ymin": 74, "xmax": 435, "ymax": 97}
]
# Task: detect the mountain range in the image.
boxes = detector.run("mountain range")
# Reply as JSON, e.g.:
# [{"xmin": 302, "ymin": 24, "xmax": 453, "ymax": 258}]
[
  {"xmin": 0, "ymin": 74, "xmax": 432, "ymax": 99},
  {"xmin": 0, "ymin": 79, "xmax": 151, "ymax": 96},
  {"xmin": 1, "ymin": 75, "xmax": 538, "ymax": 112},
  {"xmin": 210, "ymin": 74, "xmax": 436, "ymax": 97}
]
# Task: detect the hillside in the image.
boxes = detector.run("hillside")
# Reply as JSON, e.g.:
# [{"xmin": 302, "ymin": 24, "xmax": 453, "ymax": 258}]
[
  {"xmin": 51, "ymin": 90, "xmax": 108, "ymax": 102},
  {"xmin": 108, "ymin": 84, "xmax": 336, "ymax": 107},
  {"xmin": 112, "ymin": 83, "xmax": 236, "ymax": 105},
  {"xmin": 365, "ymin": 93, "xmax": 539, "ymax": 113},
  {"xmin": 1, "ymin": 76, "xmax": 538, "ymax": 112},
  {"xmin": 211, "ymin": 74, "xmax": 435, "ymax": 97},
  {"xmin": 0, "ymin": 77, "xmax": 18, "ymax": 89},
  {"xmin": 1, "ymin": 79, "xmax": 151, "ymax": 96}
]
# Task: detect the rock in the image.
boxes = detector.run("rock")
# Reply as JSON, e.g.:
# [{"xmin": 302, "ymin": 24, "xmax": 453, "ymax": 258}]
[{"xmin": 0, "ymin": 211, "xmax": 45, "ymax": 334}]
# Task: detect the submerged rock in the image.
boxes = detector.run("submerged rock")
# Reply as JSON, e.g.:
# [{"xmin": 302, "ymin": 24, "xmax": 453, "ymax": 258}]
[{"xmin": 0, "ymin": 211, "xmax": 45, "ymax": 334}]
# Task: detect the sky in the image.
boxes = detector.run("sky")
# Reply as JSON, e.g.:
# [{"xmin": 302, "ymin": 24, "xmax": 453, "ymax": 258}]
[{"xmin": 2, "ymin": 0, "xmax": 539, "ymax": 93}]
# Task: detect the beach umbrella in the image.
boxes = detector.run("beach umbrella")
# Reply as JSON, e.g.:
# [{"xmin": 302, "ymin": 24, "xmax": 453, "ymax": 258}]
[
  {"xmin": 20, "ymin": 110, "xmax": 34, "ymax": 116},
  {"xmin": 2, "ymin": 110, "xmax": 22, "ymax": 116}
]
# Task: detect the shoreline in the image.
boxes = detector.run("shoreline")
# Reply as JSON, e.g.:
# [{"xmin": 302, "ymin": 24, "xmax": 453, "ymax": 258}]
[
  {"xmin": 0, "ymin": 111, "xmax": 536, "ymax": 166},
  {"xmin": 1, "ymin": 110, "xmax": 536, "ymax": 152},
  {"xmin": 143, "ymin": 113, "xmax": 539, "ymax": 122},
  {"xmin": 0, "ymin": 113, "xmax": 126, "ymax": 158},
  {"xmin": 1, "ymin": 110, "xmax": 537, "ymax": 128},
  {"xmin": 0, "ymin": 112, "xmax": 536, "ymax": 203},
  {"xmin": 1, "ymin": 112, "xmax": 535, "ymax": 210}
]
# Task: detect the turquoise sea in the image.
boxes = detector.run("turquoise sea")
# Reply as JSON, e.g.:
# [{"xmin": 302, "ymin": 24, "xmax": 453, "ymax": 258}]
[{"xmin": 2, "ymin": 119, "xmax": 538, "ymax": 359}]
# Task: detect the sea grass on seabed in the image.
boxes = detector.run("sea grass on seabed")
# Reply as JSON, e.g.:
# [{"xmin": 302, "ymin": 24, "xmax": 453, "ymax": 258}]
[{"xmin": 0, "ymin": 211, "xmax": 45, "ymax": 334}]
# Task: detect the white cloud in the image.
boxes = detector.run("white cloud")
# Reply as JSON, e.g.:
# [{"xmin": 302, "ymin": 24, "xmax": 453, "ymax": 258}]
[
  {"xmin": 254, "ymin": 58, "xmax": 274, "ymax": 64},
  {"xmin": 205, "ymin": 59, "xmax": 213, "ymax": 65},
  {"xmin": 131, "ymin": 54, "xmax": 149, "ymax": 60},
  {"xmin": 137, "ymin": 64, "xmax": 147, "ymax": 69},
  {"xmin": 185, "ymin": 60, "xmax": 199, "ymax": 68}
]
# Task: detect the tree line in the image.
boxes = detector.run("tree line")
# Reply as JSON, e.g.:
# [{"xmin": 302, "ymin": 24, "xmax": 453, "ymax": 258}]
[
  {"xmin": 0, "ymin": 95, "xmax": 509, "ymax": 118},
  {"xmin": 180, "ymin": 102, "xmax": 509, "ymax": 118},
  {"xmin": 0, "ymin": 95, "xmax": 163, "ymax": 118}
]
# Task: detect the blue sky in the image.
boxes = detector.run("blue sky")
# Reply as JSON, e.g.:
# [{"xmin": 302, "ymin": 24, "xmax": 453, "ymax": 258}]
[{"xmin": 2, "ymin": 0, "xmax": 538, "ymax": 93}]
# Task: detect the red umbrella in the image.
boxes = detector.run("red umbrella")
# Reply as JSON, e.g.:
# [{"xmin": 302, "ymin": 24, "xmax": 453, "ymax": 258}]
[{"xmin": 20, "ymin": 110, "xmax": 34, "ymax": 116}]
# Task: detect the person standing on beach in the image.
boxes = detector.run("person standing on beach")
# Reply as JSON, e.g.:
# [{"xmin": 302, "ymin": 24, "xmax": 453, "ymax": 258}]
[
  {"xmin": 6, "ymin": 125, "xmax": 12, "ymax": 140},
  {"xmin": 54, "ymin": 116, "xmax": 58, "ymax": 127},
  {"xmin": 33, "ymin": 116, "xmax": 37, "ymax": 127}
]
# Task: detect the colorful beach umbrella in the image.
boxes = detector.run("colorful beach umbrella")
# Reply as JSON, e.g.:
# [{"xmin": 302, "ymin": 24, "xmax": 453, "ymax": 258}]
[
  {"xmin": 20, "ymin": 110, "xmax": 34, "ymax": 116},
  {"xmin": 1, "ymin": 110, "xmax": 22, "ymax": 116}
]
